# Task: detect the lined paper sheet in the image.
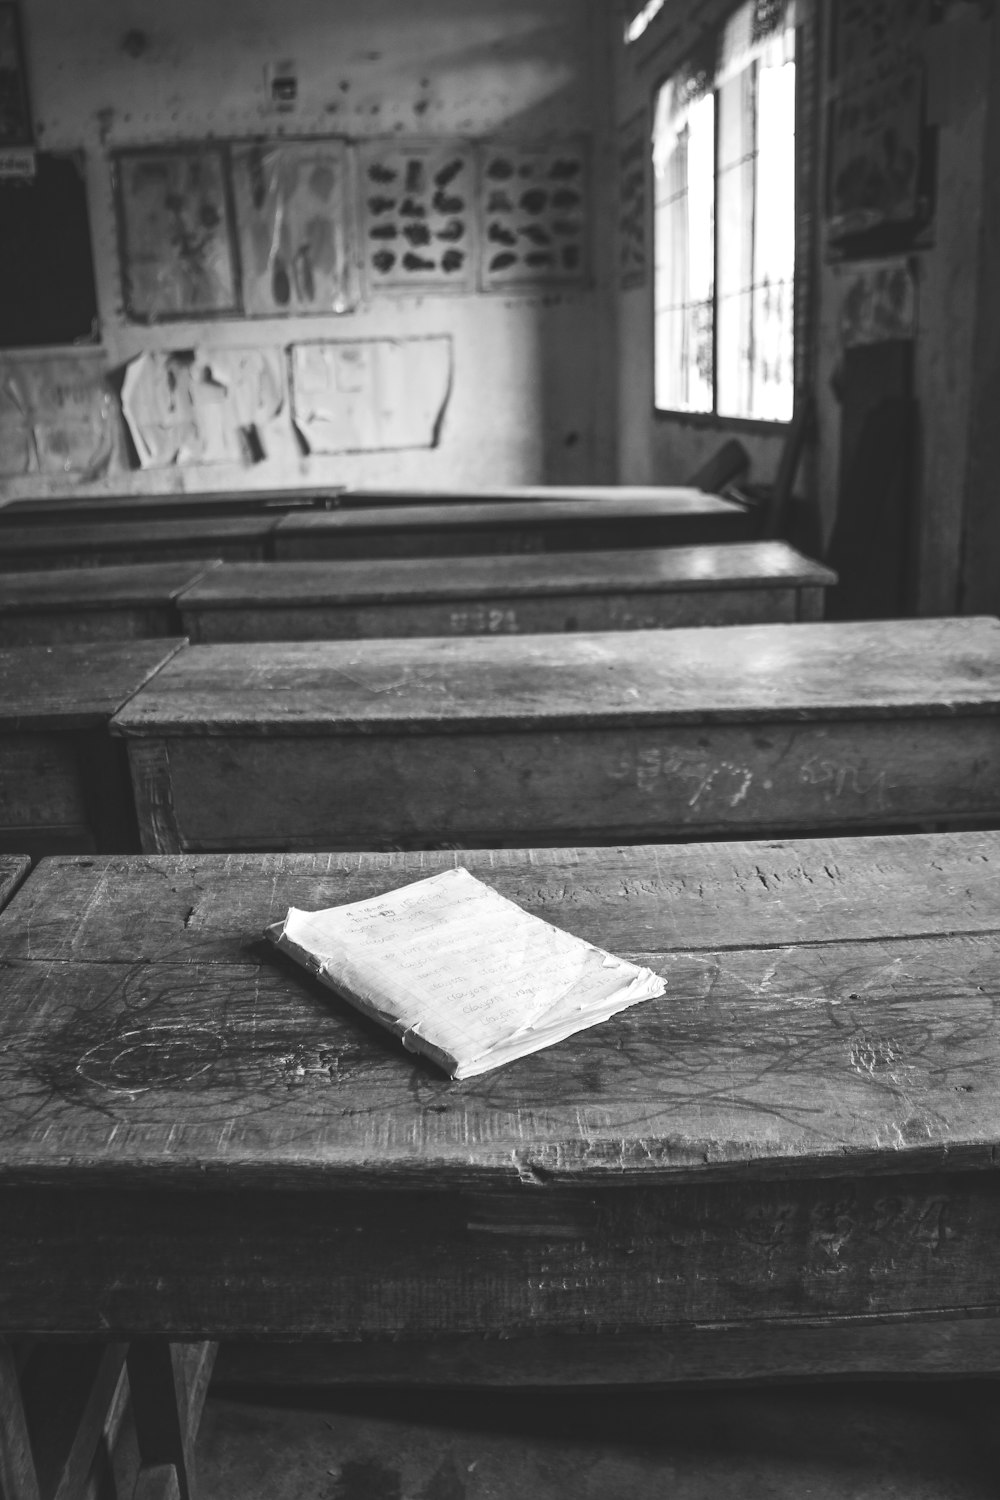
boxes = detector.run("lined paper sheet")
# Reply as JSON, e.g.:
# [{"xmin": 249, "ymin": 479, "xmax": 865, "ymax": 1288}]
[{"xmin": 268, "ymin": 867, "xmax": 665, "ymax": 1078}]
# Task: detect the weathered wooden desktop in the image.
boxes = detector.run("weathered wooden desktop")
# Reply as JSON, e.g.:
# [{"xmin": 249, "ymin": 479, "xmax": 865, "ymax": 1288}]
[
  {"xmin": 2, "ymin": 831, "xmax": 1000, "ymax": 1495},
  {"xmin": 272, "ymin": 490, "xmax": 754, "ymax": 560},
  {"xmin": 112, "ymin": 617, "xmax": 1000, "ymax": 852},
  {"xmin": 177, "ymin": 543, "xmax": 835, "ymax": 643}
]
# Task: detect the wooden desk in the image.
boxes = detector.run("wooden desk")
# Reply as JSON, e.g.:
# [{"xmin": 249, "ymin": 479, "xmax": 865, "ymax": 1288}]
[
  {"xmin": 273, "ymin": 491, "xmax": 754, "ymax": 561},
  {"xmin": 0, "ymin": 639, "xmax": 186, "ymax": 860},
  {"xmin": 338, "ymin": 483, "xmax": 748, "ymax": 507},
  {"xmin": 0, "ymin": 561, "xmax": 222, "ymax": 646},
  {"xmin": 0, "ymin": 488, "xmax": 335, "ymax": 524},
  {"xmin": 178, "ymin": 544, "xmax": 836, "ymax": 644},
  {"xmin": 2, "ymin": 832, "xmax": 1000, "ymax": 1394},
  {"xmin": 0, "ymin": 855, "xmax": 29, "ymax": 908},
  {"xmin": 0, "ymin": 517, "xmax": 279, "ymax": 573},
  {"xmin": 113, "ymin": 617, "xmax": 1000, "ymax": 853}
]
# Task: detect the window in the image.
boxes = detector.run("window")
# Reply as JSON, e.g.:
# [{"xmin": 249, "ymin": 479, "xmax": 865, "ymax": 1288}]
[{"xmin": 653, "ymin": 1, "xmax": 796, "ymax": 423}]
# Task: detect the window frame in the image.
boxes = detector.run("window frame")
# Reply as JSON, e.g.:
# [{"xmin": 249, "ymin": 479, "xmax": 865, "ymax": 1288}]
[{"xmin": 649, "ymin": 8, "xmax": 814, "ymax": 434}]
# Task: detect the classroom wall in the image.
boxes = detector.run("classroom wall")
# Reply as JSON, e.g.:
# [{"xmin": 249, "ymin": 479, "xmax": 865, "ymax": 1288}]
[
  {"xmin": 611, "ymin": 0, "xmax": 998, "ymax": 616},
  {"xmin": 2, "ymin": 0, "xmax": 616, "ymax": 501}
]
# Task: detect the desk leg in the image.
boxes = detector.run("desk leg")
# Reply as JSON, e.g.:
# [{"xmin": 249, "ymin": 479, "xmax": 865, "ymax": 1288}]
[
  {"xmin": 0, "ymin": 1340, "xmax": 40, "ymax": 1500},
  {"xmin": 126, "ymin": 1341, "xmax": 216, "ymax": 1500}
]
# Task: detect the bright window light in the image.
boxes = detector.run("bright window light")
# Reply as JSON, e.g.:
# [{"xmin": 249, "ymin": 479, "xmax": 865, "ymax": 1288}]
[
  {"xmin": 652, "ymin": 1, "xmax": 796, "ymax": 422},
  {"xmin": 625, "ymin": 0, "xmax": 666, "ymax": 45}
]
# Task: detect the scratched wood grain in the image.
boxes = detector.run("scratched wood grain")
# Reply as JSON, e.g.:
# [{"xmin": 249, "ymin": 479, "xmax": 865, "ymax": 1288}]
[
  {"xmin": 0, "ymin": 641, "xmax": 189, "ymax": 733},
  {"xmin": 273, "ymin": 493, "xmax": 754, "ymax": 560},
  {"xmin": 2, "ymin": 1173, "xmax": 999, "ymax": 1338},
  {"xmin": 0, "ymin": 857, "xmax": 28, "ymax": 912},
  {"xmin": 3, "ymin": 837, "xmax": 1000, "ymax": 1362},
  {"xmin": 0, "ymin": 519, "xmax": 278, "ymax": 573},
  {"xmin": 112, "ymin": 620, "xmax": 1000, "ymax": 849},
  {"xmin": 178, "ymin": 544, "xmax": 835, "ymax": 643},
  {"xmin": 0, "ymin": 563, "xmax": 222, "ymax": 647}
]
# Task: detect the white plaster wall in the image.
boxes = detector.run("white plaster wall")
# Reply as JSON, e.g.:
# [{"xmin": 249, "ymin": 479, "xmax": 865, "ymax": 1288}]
[{"xmin": 9, "ymin": 0, "xmax": 616, "ymax": 496}]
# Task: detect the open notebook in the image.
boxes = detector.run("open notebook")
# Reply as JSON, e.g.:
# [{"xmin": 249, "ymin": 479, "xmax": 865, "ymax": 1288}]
[{"xmin": 267, "ymin": 867, "xmax": 666, "ymax": 1079}]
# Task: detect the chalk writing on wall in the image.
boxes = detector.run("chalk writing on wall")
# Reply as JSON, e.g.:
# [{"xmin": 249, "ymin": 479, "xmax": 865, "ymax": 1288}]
[
  {"xmin": 618, "ymin": 111, "xmax": 647, "ymax": 289},
  {"xmin": 290, "ymin": 336, "xmax": 452, "ymax": 454},
  {"xmin": 478, "ymin": 140, "xmax": 588, "ymax": 290},
  {"xmin": 231, "ymin": 139, "xmax": 356, "ymax": 316},
  {"xmin": 116, "ymin": 146, "xmax": 240, "ymax": 320},
  {"xmin": 0, "ymin": 350, "xmax": 122, "ymax": 478},
  {"xmin": 121, "ymin": 347, "xmax": 286, "ymax": 467},
  {"xmin": 360, "ymin": 141, "xmax": 475, "ymax": 293},
  {"xmin": 827, "ymin": 0, "xmax": 929, "ymax": 242}
]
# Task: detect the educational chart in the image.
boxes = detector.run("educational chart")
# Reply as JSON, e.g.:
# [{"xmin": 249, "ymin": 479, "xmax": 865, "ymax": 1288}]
[
  {"xmin": 290, "ymin": 336, "xmax": 452, "ymax": 454},
  {"xmin": 231, "ymin": 139, "xmax": 357, "ymax": 316},
  {"xmin": 116, "ymin": 146, "xmax": 240, "ymax": 320},
  {"xmin": 478, "ymin": 140, "xmax": 588, "ymax": 290},
  {"xmin": 618, "ymin": 112, "xmax": 647, "ymax": 289},
  {"xmin": 0, "ymin": 350, "xmax": 122, "ymax": 478},
  {"xmin": 359, "ymin": 141, "xmax": 476, "ymax": 293}
]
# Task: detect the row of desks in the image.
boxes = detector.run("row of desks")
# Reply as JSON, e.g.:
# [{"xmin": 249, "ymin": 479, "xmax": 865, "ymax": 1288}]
[
  {"xmin": 0, "ymin": 544, "xmax": 836, "ymax": 646},
  {"xmin": 3, "ymin": 617, "xmax": 1000, "ymax": 858},
  {"xmin": 0, "ymin": 489, "xmax": 754, "ymax": 571}
]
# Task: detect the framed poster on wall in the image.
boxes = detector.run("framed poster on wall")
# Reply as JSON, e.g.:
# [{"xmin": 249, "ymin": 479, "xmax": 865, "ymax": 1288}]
[
  {"xmin": 359, "ymin": 140, "xmax": 476, "ymax": 294},
  {"xmin": 115, "ymin": 145, "xmax": 240, "ymax": 321},
  {"xmin": 478, "ymin": 139, "xmax": 589, "ymax": 290},
  {"xmin": 231, "ymin": 138, "xmax": 358, "ymax": 316}
]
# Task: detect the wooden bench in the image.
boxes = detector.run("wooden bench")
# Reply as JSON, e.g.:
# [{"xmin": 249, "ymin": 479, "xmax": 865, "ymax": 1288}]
[
  {"xmin": 0, "ymin": 517, "xmax": 279, "ymax": 573},
  {"xmin": 0, "ymin": 639, "xmax": 186, "ymax": 860},
  {"xmin": 177, "ymin": 543, "xmax": 836, "ymax": 643},
  {"xmin": 273, "ymin": 490, "xmax": 755, "ymax": 561},
  {"xmin": 1, "ymin": 828, "xmax": 1000, "ymax": 1485},
  {"xmin": 0, "ymin": 561, "xmax": 222, "ymax": 646},
  {"xmin": 112, "ymin": 617, "xmax": 1000, "ymax": 853}
]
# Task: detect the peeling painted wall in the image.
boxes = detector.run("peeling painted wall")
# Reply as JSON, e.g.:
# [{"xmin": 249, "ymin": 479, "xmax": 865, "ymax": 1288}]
[{"xmin": 5, "ymin": 0, "xmax": 615, "ymax": 499}]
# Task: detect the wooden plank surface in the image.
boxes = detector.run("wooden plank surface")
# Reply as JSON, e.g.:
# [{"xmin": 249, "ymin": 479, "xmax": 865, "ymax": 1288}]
[
  {"xmin": 110, "ymin": 620, "xmax": 1000, "ymax": 848},
  {"xmin": 0, "ymin": 857, "xmax": 29, "ymax": 911},
  {"xmin": 340, "ymin": 485, "xmax": 747, "ymax": 506},
  {"xmin": 0, "ymin": 563, "xmax": 222, "ymax": 647},
  {"xmin": 3, "ymin": 835, "xmax": 1000, "ymax": 1348},
  {"xmin": 178, "ymin": 544, "xmax": 836, "ymax": 642},
  {"xmin": 111, "ymin": 619, "xmax": 1000, "ymax": 733},
  {"xmin": 273, "ymin": 492, "xmax": 754, "ymax": 559},
  {"xmin": 0, "ymin": 519, "xmax": 278, "ymax": 573},
  {"xmin": 0, "ymin": 490, "xmax": 333, "ymax": 524},
  {"xmin": 0, "ymin": 640, "xmax": 189, "ymax": 733},
  {"xmin": 1, "ymin": 832, "xmax": 1000, "ymax": 1190}
]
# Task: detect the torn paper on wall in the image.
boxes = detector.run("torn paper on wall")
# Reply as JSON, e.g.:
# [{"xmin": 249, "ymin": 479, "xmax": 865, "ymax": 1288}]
[
  {"xmin": 231, "ymin": 139, "xmax": 357, "ymax": 317},
  {"xmin": 0, "ymin": 350, "xmax": 123, "ymax": 479},
  {"xmin": 121, "ymin": 347, "xmax": 287, "ymax": 468},
  {"xmin": 290, "ymin": 336, "xmax": 452, "ymax": 454}
]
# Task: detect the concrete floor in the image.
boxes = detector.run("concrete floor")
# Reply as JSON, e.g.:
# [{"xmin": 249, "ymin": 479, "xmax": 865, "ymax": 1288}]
[{"xmin": 194, "ymin": 1382, "xmax": 1000, "ymax": 1500}]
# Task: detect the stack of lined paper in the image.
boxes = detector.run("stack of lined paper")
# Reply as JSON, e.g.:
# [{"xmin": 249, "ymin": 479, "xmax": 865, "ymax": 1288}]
[{"xmin": 268, "ymin": 867, "xmax": 665, "ymax": 1079}]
